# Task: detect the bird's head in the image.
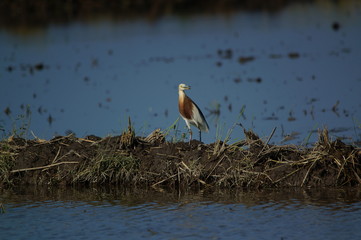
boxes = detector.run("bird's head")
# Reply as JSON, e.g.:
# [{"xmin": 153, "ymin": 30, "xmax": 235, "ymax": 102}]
[{"xmin": 178, "ymin": 83, "xmax": 191, "ymax": 91}]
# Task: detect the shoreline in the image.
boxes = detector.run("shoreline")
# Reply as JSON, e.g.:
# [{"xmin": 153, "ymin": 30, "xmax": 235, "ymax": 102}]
[{"xmin": 1, "ymin": 127, "xmax": 360, "ymax": 189}]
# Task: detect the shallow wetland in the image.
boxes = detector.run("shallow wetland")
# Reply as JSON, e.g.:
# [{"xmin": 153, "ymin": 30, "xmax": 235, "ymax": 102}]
[{"xmin": 1, "ymin": 0, "xmax": 361, "ymax": 239}]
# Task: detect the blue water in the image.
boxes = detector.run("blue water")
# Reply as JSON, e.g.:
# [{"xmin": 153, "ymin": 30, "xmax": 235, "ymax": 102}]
[
  {"xmin": 1, "ymin": 187, "xmax": 361, "ymax": 239},
  {"xmin": 1, "ymin": 1, "xmax": 361, "ymax": 144}
]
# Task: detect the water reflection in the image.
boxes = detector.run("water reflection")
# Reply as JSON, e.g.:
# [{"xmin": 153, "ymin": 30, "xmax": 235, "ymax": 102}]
[
  {"xmin": 2, "ymin": 185, "xmax": 361, "ymax": 208},
  {"xmin": 1, "ymin": 186, "xmax": 361, "ymax": 239}
]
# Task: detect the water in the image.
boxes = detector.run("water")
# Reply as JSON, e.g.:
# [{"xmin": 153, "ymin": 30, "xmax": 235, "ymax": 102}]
[
  {"xmin": 1, "ymin": 186, "xmax": 361, "ymax": 239},
  {"xmin": 0, "ymin": 1, "xmax": 361, "ymax": 144}
]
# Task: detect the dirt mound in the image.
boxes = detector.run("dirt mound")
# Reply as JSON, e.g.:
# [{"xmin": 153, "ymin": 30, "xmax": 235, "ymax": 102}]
[{"xmin": 1, "ymin": 128, "xmax": 360, "ymax": 189}]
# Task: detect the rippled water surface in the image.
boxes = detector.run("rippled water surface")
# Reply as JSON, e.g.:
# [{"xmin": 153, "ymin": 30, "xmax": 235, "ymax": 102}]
[
  {"xmin": 1, "ymin": 187, "xmax": 361, "ymax": 239},
  {"xmin": 0, "ymin": 1, "xmax": 360, "ymax": 144}
]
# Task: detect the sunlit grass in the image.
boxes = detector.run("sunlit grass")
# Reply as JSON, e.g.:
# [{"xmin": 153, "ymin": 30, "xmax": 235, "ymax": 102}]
[
  {"xmin": 0, "ymin": 140, "xmax": 16, "ymax": 185},
  {"xmin": 302, "ymin": 123, "xmax": 318, "ymax": 146},
  {"xmin": 163, "ymin": 117, "xmax": 188, "ymax": 142},
  {"xmin": 74, "ymin": 146, "xmax": 140, "ymax": 184}
]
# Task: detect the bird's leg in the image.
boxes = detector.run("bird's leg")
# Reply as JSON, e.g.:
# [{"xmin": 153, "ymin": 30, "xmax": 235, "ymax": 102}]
[
  {"xmin": 189, "ymin": 129, "xmax": 193, "ymax": 143},
  {"xmin": 199, "ymin": 130, "xmax": 202, "ymax": 142}
]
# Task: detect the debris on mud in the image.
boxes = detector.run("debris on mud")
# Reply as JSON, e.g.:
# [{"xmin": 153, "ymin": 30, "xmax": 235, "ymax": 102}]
[{"xmin": 1, "ymin": 128, "xmax": 360, "ymax": 189}]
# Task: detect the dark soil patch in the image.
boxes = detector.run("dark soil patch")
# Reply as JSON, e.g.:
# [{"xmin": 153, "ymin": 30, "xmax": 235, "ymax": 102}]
[{"xmin": 1, "ymin": 128, "xmax": 360, "ymax": 189}]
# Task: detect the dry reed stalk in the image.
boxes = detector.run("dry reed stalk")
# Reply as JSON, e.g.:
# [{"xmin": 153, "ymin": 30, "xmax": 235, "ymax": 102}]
[
  {"xmin": 273, "ymin": 168, "xmax": 302, "ymax": 185},
  {"xmin": 206, "ymin": 155, "xmax": 226, "ymax": 180},
  {"xmin": 151, "ymin": 173, "xmax": 178, "ymax": 188},
  {"xmin": 120, "ymin": 117, "xmax": 135, "ymax": 149},
  {"xmin": 257, "ymin": 127, "xmax": 277, "ymax": 157},
  {"xmin": 300, "ymin": 160, "xmax": 317, "ymax": 187},
  {"xmin": 11, "ymin": 161, "xmax": 79, "ymax": 173},
  {"xmin": 143, "ymin": 129, "xmax": 165, "ymax": 144}
]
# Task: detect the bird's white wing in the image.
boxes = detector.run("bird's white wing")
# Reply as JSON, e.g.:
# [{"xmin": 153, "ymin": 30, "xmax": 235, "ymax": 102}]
[{"xmin": 191, "ymin": 102, "xmax": 209, "ymax": 132}]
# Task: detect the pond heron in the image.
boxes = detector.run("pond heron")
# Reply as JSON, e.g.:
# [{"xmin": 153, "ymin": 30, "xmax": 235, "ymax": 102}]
[{"xmin": 178, "ymin": 83, "xmax": 209, "ymax": 142}]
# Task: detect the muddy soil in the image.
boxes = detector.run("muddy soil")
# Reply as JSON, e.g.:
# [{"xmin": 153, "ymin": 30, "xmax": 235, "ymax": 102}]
[{"xmin": 1, "ymin": 129, "xmax": 360, "ymax": 189}]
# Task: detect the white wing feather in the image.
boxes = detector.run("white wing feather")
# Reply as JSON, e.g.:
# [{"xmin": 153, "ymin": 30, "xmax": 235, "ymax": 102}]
[{"xmin": 191, "ymin": 103, "xmax": 209, "ymax": 132}]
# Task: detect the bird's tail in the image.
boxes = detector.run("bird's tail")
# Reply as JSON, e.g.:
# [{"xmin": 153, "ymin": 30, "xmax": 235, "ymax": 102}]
[{"xmin": 199, "ymin": 121, "xmax": 209, "ymax": 132}]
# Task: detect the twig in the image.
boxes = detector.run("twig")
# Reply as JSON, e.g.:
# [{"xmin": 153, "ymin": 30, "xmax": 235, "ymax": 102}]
[
  {"xmin": 241, "ymin": 169, "xmax": 273, "ymax": 182},
  {"xmin": 197, "ymin": 179, "xmax": 207, "ymax": 185},
  {"xmin": 11, "ymin": 161, "xmax": 79, "ymax": 173},
  {"xmin": 352, "ymin": 169, "xmax": 361, "ymax": 184},
  {"xmin": 180, "ymin": 161, "xmax": 191, "ymax": 171},
  {"xmin": 34, "ymin": 133, "xmax": 74, "ymax": 146},
  {"xmin": 274, "ymin": 168, "xmax": 302, "ymax": 184},
  {"xmin": 257, "ymin": 127, "xmax": 277, "ymax": 157},
  {"xmin": 53, "ymin": 150, "xmax": 82, "ymax": 164},
  {"xmin": 206, "ymin": 155, "xmax": 226, "ymax": 180},
  {"xmin": 156, "ymin": 153, "xmax": 180, "ymax": 159},
  {"xmin": 29, "ymin": 131, "xmax": 47, "ymax": 143},
  {"xmin": 336, "ymin": 156, "xmax": 347, "ymax": 181},
  {"xmin": 30, "ymin": 131, "xmax": 37, "ymax": 139},
  {"xmin": 143, "ymin": 171, "xmax": 161, "ymax": 176},
  {"xmin": 177, "ymin": 167, "xmax": 181, "ymax": 190},
  {"xmin": 52, "ymin": 147, "xmax": 62, "ymax": 164},
  {"xmin": 301, "ymin": 160, "xmax": 317, "ymax": 187},
  {"xmin": 151, "ymin": 173, "xmax": 178, "ymax": 188},
  {"xmin": 78, "ymin": 138, "xmax": 97, "ymax": 143}
]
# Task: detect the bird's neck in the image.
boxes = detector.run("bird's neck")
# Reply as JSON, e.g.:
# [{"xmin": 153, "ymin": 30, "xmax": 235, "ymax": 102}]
[{"xmin": 178, "ymin": 90, "xmax": 185, "ymax": 100}]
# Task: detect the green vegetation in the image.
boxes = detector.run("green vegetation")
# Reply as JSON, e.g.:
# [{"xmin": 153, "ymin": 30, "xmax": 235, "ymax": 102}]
[
  {"xmin": 163, "ymin": 117, "xmax": 184, "ymax": 142},
  {"xmin": 0, "ymin": 141, "xmax": 16, "ymax": 185},
  {"xmin": 1, "ymin": 105, "xmax": 32, "ymax": 140},
  {"xmin": 0, "ymin": 149, "xmax": 11, "ymax": 180},
  {"xmin": 75, "ymin": 150, "xmax": 140, "ymax": 184}
]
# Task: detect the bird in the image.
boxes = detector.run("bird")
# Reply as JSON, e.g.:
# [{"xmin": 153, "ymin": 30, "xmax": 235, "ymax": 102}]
[{"xmin": 178, "ymin": 83, "xmax": 209, "ymax": 142}]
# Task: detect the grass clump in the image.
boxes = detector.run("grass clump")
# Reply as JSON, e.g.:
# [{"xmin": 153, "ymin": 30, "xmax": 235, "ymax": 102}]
[
  {"xmin": 0, "ymin": 140, "xmax": 17, "ymax": 185},
  {"xmin": 300, "ymin": 128, "xmax": 361, "ymax": 186},
  {"xmin": 163, "ymin": 117, "xmax": 188, "ymax": 142},
  {"xmin": 74, "ymin": 148, "xmax": 140, "ymax": 184},
  {"xmin": 74, "ymin": 116, "xmax": 141, "ymax": 185}
]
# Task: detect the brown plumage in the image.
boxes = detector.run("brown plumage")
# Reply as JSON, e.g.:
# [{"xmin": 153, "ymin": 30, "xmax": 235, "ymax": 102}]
[
  {"xmin": 178, "ymin": 83, "xmax": 209, "ymax": 142},
  {"xmin": 178, "ymin": 94, "xmax": 193, "ymax": 120}
]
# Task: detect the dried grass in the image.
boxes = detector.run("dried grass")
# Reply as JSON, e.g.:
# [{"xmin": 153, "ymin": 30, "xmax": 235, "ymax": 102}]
[
  {"xmin": 1, "ymin": 126, "xmax": 360, "ymax": 189},
  {"xmin": 74, "ymin": 148, "xmax": 140, "ymax": 184}
]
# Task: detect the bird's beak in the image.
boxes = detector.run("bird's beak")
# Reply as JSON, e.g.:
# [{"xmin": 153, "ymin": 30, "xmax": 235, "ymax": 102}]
[{"xmin": 185, "ymin": 85, "xmax": 191, "ymax": 90}]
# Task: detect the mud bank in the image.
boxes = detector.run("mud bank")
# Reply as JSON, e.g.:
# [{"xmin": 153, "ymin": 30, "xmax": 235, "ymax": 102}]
[{"xmin": 1, "ymin": 128, "xmax": 360, "ymax": 189}]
